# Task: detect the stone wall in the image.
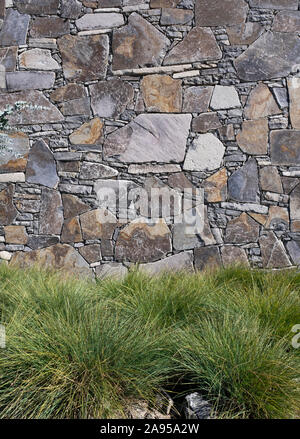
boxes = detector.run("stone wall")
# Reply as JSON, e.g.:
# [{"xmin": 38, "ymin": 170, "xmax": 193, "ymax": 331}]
[{"xmin": 1, "ymin": 0, "xmax": 300, "ymax": 279}]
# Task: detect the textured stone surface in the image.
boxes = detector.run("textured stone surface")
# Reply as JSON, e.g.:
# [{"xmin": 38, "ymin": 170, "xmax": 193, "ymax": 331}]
[
  {"xmin": 249, "ymin": 0, "xmax": 298, "ymax": 9},
  {"xmin": 195, "ymin": 0, "xmax": 248, "ymax": 26},
  {"xmin": 228, "ymin": 159, "xmax": 259, "ymax": 203},
  {"xmin": 259, "ymin": 231, "xmax": 291, "ymax": 269},
  {"xmin": 227, "ymin": 23, "xmax": 264, "ymax": 46},
  {"xmin": 76, "ymin": 13, "xmax": 124, "ymax": 30},
  {"xmin": 69, "ymin": 118, "xmax": 103, "ymax": 145},
  {"xmin": 90, "ymin": 79, "xmax": 134, "ymax": 118},
  {"xmin": 58, "ymin": 34, "xmax": 109, "ymax": 82},
  {"xmin": 182, "ymin": 86, "xmax": 213, "ymax": 113},
  {"xmin": 161, "ymin": 8, "xmax": 193, "ymax": 25},
  {"xmin": 290, "ymin": 183, "xmax": 300, "ymax": 224},
  {"xmin": 273, "ymin": 11, "xmax": 300, "ymax": 33},
  {"xmin": 80, "ymin": 209, "xmax": 117, "ymax": 240},
  {"xmin": 244, "ymin": 83, "xmax": 281, "ymax": 120},
  {"xmin": 79, "ymin": 244, "xmax": 101, "ymax": 264},
  {"xmin": 221, "ymin": 246, "xmax": 249, "ymax": 267},
  {"xmin": 61, "ymin": 0, "xmax": 82, "ymax": 19},
  {"xmin": 11, "ymin": 244, "xmax": 92, "ymax": 278},
  {"xmin": 183, "ymin": 134, "xmax": 225, "ymax": 172},
  {"xmin": 194, "ymin": 246, "xmax": 222, "ymax": 272},
  {"xmin": 112, "ymin": 13, "xmax": 169, "ymax": 71},
  {"xmin": 0, "ymin": 9, "xmax": 30, "ymax": 46},
  {"xmin": 225, "ymin": 213, "xmax": 260, "ymax": 244},
  {"xmin": 260, "ymin": 166, "xmax": 283, "ymax": 193},
  {"xmin": 27, "ymin": 236, "xmax": 59, "ymax": 250},
  {"xmin": 270, "ymin": 130, "xmax": 300, "ymax": 166},
  {"xmin": 19, "ymin": 49, "xmax": 60, "ymax": 70},
  {"xmin": 203, "ymin": 168, "xmax": 227, "ymax": 203},
  {"xmin": 62, "ymin": 194, "xmax": 90, "ymax": 219},
  {"xmin": 0, "ymin": 132, "xmax": 29, "ymax": 173},
  {"xmin": 265, "ymin": 206, "xmax": 289, "ymax": 231},
  {"xmin": 286, "ymin": 239, "xmax": 300, "ymax": 266},
  {"xmin": 164, "ymin": 27, "xmax": 221, "ymax": 65},
  {"xmin": 150, "ymin": 0, "xmax": 179, "ymax": 6},
  {"xmin": 95, "ymin": 263, "xmax": 128, "ymax": 280},
  {"xmin": 237, "ymin": 119, "xmax": 268, "ymax": 155},
  {"xmin": 0, "ymin": 47, "xmax": 17, "ymax": 72},
  {"xmin": 26, "ymin": 140, "xmax": 59, "ymax": 188},
  {"xmin": 287, "ymin": 78, "xmax": 300, "ymax": 130},
  {"xmin": 6, "ymin": 72, "xmax": 55, "ymax": 92},
  {"xmin": 141, "ymin": 74, "xmax": 182, "ymax": 113},
  {"xmin": 39, "ymin": 189, "xmax": 64, "ymax": 235},
  {"xmin": 50, "ymin": 83, "xmax": 89, "ymax": 116},
  {"xmin": 80, "ymin": 162, "xmax": 118, "ymax": 179},
  {"xmin": 0, "ymin": 185, "xmax": 17, "ymax": 226},
  {"xmin": 235, "ymin": 32, "xmax": 300, "ymax": 81},
  {"xmin": 115, "ymin": 219, "xmax": 171, "ymax": 263},
  {"xmin": 192, "ymin": 113, "xmax": 221, "ymax": 133},
  {"xmin": 15, "ymin": 0, "xmax": 60, "ymax": 14},
  {"xmin": 4, "ymin": 225, "xmax": 28, "ymax": 245},
  {"xmin": 104, "ymin": 114, "xmax": 191, "ymax": 163},
  {"xmin": 61, "ymin": 217, "xmax": 82, "ymax": 243},
  {"xmin": 210, "ymin": 86, "xmax": 241, "ymax": 110},
  {"xmin": 31, "ymin": 17, "xmax": 70, "ymax": 38},
  {"xmin": 140, "ymin": 251, "xmax": 194, "ymax": 275}
]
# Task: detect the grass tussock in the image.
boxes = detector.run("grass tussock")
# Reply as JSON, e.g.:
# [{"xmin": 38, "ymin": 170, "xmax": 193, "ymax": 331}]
[{"xmin": 0, "ymin": 263, "xmax": 299, "ymax": 419}]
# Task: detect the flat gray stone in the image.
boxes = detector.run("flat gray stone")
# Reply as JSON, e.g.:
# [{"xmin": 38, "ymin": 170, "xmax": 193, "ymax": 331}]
[
  {"xmin": 30, "ymin": 17, "xmax": 70, "ymax": 38},
  {"xmin": 286, "ymin": 238, "xmax": 300, "ymax": 265},
  {"xmin": 6, "ymin": 72, "xmax": 55, "ymax": 91},
  {"xmin": 80, "ymin": 162, "xmax": 118, "ymax": 180},
  {"xmin": 210, "ymin": 86, "xmax": 241, "ymax": 110},
  {"xmin": 76, "ymin": 13, "xmax": 124, "ymax": 30},
  {"xmin": 61, "ymin": 0, "xmax": 82, "ymax": 19},
  {"xmin": 270, "ymin": 130, "xmax": 300, "ymax": 166},
  {"xmin": 0, "ymin": 9, "xmax": 30, "ymax": 46},
  {"xmin": 27, "ymin": 236, "xmax": 59, "ymax": 250},
  {"xmin": 140, "ymin": 252, "xmax": 194, "ymax": 275},
  {"xmin": 272, "ymin": 87, "xmax": 288, "ymax": 109},
  {"xmin": 221, "ymin": 246, "xmax": 249, "ymax": 267},
  {"xmin": 227, "ymin": 22, "xmax": 264, "ymax": 45},
  {"xmin": 225, "ymin": 213, "xmax": 260, "ymax": 244},
  {"xmin": 290, "ymin": 183, "xmax": 300, "ymax": 223},
  {"xmin": 19, "ymin": 49, "xmax": 60, "ymax": 70},
  {"xmin": 194, "ymin": 246, "xmax": 222, "ymax": 272},
  {"xmin": 89, "ymin": 79, "xmax": 134, "ymax": 118},
  {"xmin": 192, "ymin": 113, "xmax": 221, "ymax": 133},
  {"xmin": 195, "ymin": 0, "xmax": 248, "ymax": 26},
  {"xmin": 164, "ymin": 27, "xmax": 222, "ymax": 65},
  {"xmin": 160, "ymin": 8, "xmax": 194, "ymax": 25},
  {"xmin": 15, "ymin": 0, "xmax": 60, "ymax": 14},
  {"xmin": 95, "ymin": 263, "xmax": 128, "ymax": 281},
  {"xmin": 0, "ymin": 47, "xmax": 18, "ymax": 72},
  {"xmin": 183, "ymin": 134, "xmax": 225, "ymax": 171},
  {"xmin": 260, "ymin": 166, "xmax": 283, "ymax": 193},
  {"xmin": 273, "ymin": 11, "xmax": 300, "ymax": 33},
  {"xmin": 103, "ymin": 114, "xmax": 191, "ymax": 163},
  {"xmin": 39, "ymin": 188, "xmax": 64, "ymax": 235},
  {"xmin": 228, "ymin": 158, "xmax": 259, "ymax": 203},
  {"xmin": 234, "ymin": 31, "xmax": 300, "ymax": 81},
  {"xmin": 112, "ymin": 13, "xmax": 170, "ymax": 71},
  {"xmin": 26, "ymin": 139, "xmax": 59, "ymax": 188},
  {"xmin": 259, "ymin": 231, "xmax": 291, "ymax": 269},
  {"xmin": 182, "ymin": 86, "xmax": 213, "ymax": 113},
  {"xmin": 249, "ymin": 0, "xmax": 298, "ymax": 9}
]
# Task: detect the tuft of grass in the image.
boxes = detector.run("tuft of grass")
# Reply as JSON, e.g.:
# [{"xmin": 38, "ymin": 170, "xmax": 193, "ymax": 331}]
[{"xmin": 0, "ymin": 263, "xmax": 299, "ymax": 419}]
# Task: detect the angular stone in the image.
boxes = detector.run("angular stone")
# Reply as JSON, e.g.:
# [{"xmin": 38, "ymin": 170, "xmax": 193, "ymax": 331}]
[
  {"xmin": 182, "ymin": 86, "xmax": 213, "ymax": 113},
  {"xmin": 80, "ymin": 208, "xmax": 117, "ymax": 240},
  {"xmin": 6, "ymin": 72, "xmax": 55, "ymax": 92},
  {"xmin": 89, "ymin": 79, "xmax": 134, "ymax": 118},
  {"xmin": 58, "ymin": 34, "xmax": 109, "ymax": 82},
  {"xmin": 104, "ymin": 114, "xmax": 191, "ymax": 163},
  {"xmin": 195, "ymin": 0, "xmax": 248, "ymax": 26},
  {"xmin": 70, "ymin": 118, "xmax": 103, "ymax": 145},
  {"xmin": 27, "ymin": 235, "xmax": 59, "ymax": 250},
  {"xmin": 260, "ymin": 166, "xmax": 283, "ymax": 193},
  {"xmin": 0, "ymin": 0, "xmax": 4, "ymax": 20},
  {"xmin": 140, "ymin": 251, "xmax": 194, "ymax": 276},
  {"xmin": 31, "ymin": 17, "xmax": 70, "ymax": 38},
  {"xmin": 228, "ymin": 158, "xmax": 259, "ymax": 203},
  {"xmin": 286, "ymin": 239, "xmax": 300, "ymax": 265},
  {"xmin": 50, "ymin": 83, "xmax": 89, "ymax": 117},
  {"xmin": 168, "ymin": 172, "xmax": 194, "ymax": 192},
  {"xmin": 273, "ymin": 11, "xmax": 300, "ymax": 33},
  {"xmin": 39, "ymin": 189, "xmax": 63, "ymax": 235},
  {"xmin": 141, "ymin": 74, "xmax": 182, "ymax": 113},
  {"xmin": 15, "ymin": 0, "xmax": 60, "ymax": 14},
  {"xmin": 194, "ymin": 246, "xmax": 222, "ymax": 272},
  {"xmin": 290, "ymin": 183, "xmax": 300, "ymax": 224},
  {"xmin": 237, "ymin": 119, "xmax": 268, "ymax": 155},
  {"xmin": 150, "ymin": 0, "xmax": 180, "ymax": 6},
  {"xmin": 161, "ymin": 8, "xmax": 194, "ymax": 25},
  {"xmin": 62, "ymin": 194, "xmax": 90, "ymax": 219},
  {"xmin": 227, "ymin": 22, "xmax": 264, "ymax": 45},
  {"xmin": 11, "ymin": 244, "xmax": 92, "ymax": 279},
  {"xmin": 218, "ymin": 124, "xmax": 235, "ymax": 141},
  {"xmin": 270, "ymin": 130, "xmax": 300, "ymax": 166},
  {"xmin": 14, "ymin": 198, "xmax": 40, "ymax": 214},
  {"xmin": 0, "ymin": 185, "xmax": 17, "ymax": 226},
  {"xmin": 203, "ymin": 168, "xmax": 227, "ymax": 203},
  {"xmin": 265, "ymin": 206, "xmax": 289, "ymax": 231},
  {"xmin": 80, "ymin": 162, "xmax": 118, "ymax": 180},
  {"xmin": 225, "ymin": 213, "xmax": 260, "ymax": 244},
  {"xmin": 115, "ymin": 218, "xmax": 171, "ymax": 263},
  {"xmin": 4, "ymin": 225, "xmax": 28, "ymax": 245},
  {"xmin": 234, "ymin": 31, "xmax": 300, "ymax": 81},
  {"xmin": 112, "ymin": 13, "xmax": 170, "ymax": 71},
  {"xmin": 164, "ymin": 27, "xmax": 221, "ymax": 65},
  {"xmin": 192, "ymin": 113, "xmax": 221, "ymax": 133},
  {"xmin": 95, "ymin": 263, "xmax": 128, "ymax": 281},
  {"xmin": 129, "ymin": 164, "xmax": 181, "ymax": 174},
  {"xmin": 0, "ymin": 9, "xmax": 30, "ymax": 46},
  {"xmin": 244, "ymin": 83, "xmax": 281, "ymax": 120},
  {"xmin": 249, "ymin": 0, "xmax": 298, "ymax": 9},
  {"xmin": 0, "ymin": 131, "xmax": 29, "ymax": 173},
  {"xmin": 183, "ymin": 134, "xmax": 225, "ymax": 172},
  {"xmin": 210, "ymin": 86, "xmax": 241, "ymax": 110},
  {"xmin": 26, "ymin": 140, "xmax": 58, "ymax": 189},
  {"xmin": 61, "ymin": 217, "xmax": 82, "ymax": 243},
  {"xmin": 76, "ymin": 13, "xmax": 124, "ymax": 30},
  {"xmin": 221, "ymin": 246, "xmax": 249, "ymax": 267},
  {"xmin": 79, "ymin": 244, "xmax": 101, "ymax": 264},
  {"xmin": 0, "ymin": 47, "xmax": 17, "ymax": 72},
  {"xmin": 0, "ymin": 90, "xmax": 64, "ymax": 125},
  {"xmin": 19, "ymin": 49, "xmax": 60, "ymax": 71},
  {"xmin": 61, "ymin": 0, "xmax": 82, "ymax": 19},
  {"xmin": 282, "ymin": 177, "xmax": 299, "ymax": 195},
  {"xmin": 287, "ymin": 78, "xmax": 300, "ymax": 130},
  {"xmin": 272, "ymin": 87, "xmax": 288, "ymax": 110},
  {"xmin": 259, "ymin": 231, "xmax": 291, "ymax": 269}
]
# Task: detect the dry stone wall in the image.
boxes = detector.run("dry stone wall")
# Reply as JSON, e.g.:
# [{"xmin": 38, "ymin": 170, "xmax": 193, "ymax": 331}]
[{"xmin": 1, "ymin": 0, "xmax": 300, "ymax": 278}]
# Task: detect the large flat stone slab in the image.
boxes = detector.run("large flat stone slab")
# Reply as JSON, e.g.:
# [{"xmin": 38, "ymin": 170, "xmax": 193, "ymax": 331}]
[
  {"xmin": 76, "ymin": 13, "xmax": 124, "ymax": 30},
  {"xmin": 103, "ymin": 114, "xmax": 191, "ymax": 163},
  {"xmin": 112, "ymin": 13, "xmax": 170, "ymax": 71},
  {"xmin": 26, "ymin": 139, "xmax": 59, "ymax": 188},
  {"xmin": 0, "ymin": 131, "xmax": 29, "ymax": 173},
  {"xmin": 195, "ymin": 0, "xmax": 248, "ymax": 26},
  {"xmin": 183, "ymin": 86, "xmax": 213, "ymax": 113},
  {"xmin": 0, "ymin": 9, "xmax": 30, "ymax": 46},
  {"xmin": 270, "ymin": 130, "xmax": 300, "ymax": 166},
  {"xmin": 31, "ymin": 17, "xmax": 70, "ymax": 38},
  {"xmin": 227, "ymin": 22, "xmax": 264, "ymax": 46},
  {"xmin": 164, "ymin": 27, "xmax": 222, "ymax": 65},
  {"xmin": 6, "ymin": 72, "xmax": 55, "ymax": 91},
  {"xmin": 235, "ymin": 31, "xmax": 300, "ymax": 81},
  {"xmin": 58, "ymin": 34, "xmax": 109, "ymax": 82},
  {"xmin": 210, "ymin": 85, "xmax": 241, "ymax": 110},
  {"xmin": 194, "ymin": 246, "xmax": 222, "ymax": 272}
]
